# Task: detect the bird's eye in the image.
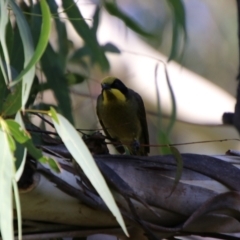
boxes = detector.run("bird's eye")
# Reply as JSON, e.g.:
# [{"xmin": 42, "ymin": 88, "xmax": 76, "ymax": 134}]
[
  {"xmin": 111, "ymin": 79, "xmax": 128, "ymax": 94},
  {"xmin": 112, "ymin": 79, "xmax": 121, "ymax": 88}
]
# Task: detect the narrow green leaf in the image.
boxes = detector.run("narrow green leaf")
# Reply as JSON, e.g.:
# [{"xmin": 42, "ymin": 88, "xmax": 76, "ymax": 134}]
[
  {"xmin": 0, "ymin": 70, "xmax": 10, "ymax": 114},
  {"xmin": 10, "ymin": 0, "xmax": 51, "ymax": 89},
  {"xmin": 6, "ymin": 119, "xmax": 29, "ymax": 144},
  {"xmin": 15, "ymin": 112, "xmax": 27, "ymax": 182},
  {"xmin": 49, "ymin": 107, "xmax": 59, "ymax": 123},
  {"xmin": 2, "ymin": 83, "xmax": 21, "ymax": 116},
  {"xmin": 12, "ymin": 179, "xmax": 22, "ymax": 240},
  {"xmin": 48, "ymin": 0, "xmax": 68, "ymax": 69},
  {"xmin": 24, "ymin": 139, "xmax": 42, "ymax": 159},
  {"xmin": 51, "ymin": 113, "xmax": 129, "ymax": 237},
  {"xmin": 6, "ymin": 18, "xmax": 14, "ymax": 59},
  {"xmin": 104, "ymin": 1, "xmax": 153, "ymax": 38},
  {"xmin": 48, "ymin": 158, "xmax": 61, "ymax": 173},
  {"xmin": 168, "ymin": 146, "xmax": 183, "ymax": 196},
  {"xmin": 167, "ymin": 0, "xmax": 187, "ymax": 61},
  {"xmin": 0, "ymin": 0, "xmax": 11, "ymax": 83},
  {"xmin": 8, "ymin": 0, "xmax": 35, "ymax": 109},
  {"xmin": 102, "ymin": 42, "xmax": 121, "ymax": 53},
  {"xmin": 62, "ymin": 0, "xmax": 109, "ymax": 71},
  {"xmin": 92, "ymin": 6, "xmax": 100, "ymax": 34},
  {"xmin": 41, "ymin": 43, "xmax": 74, "ymax": 124},
  {"xmin": 164, "ymin": 66, "xmax": 176, "ymax": 135},
  {"xmin": 7, "ymin": 134, "xmax": 16, "ymax": 152},
  {"xmin": 0, "ymin": 128, "xmax": 14, "ymax": 240},
  {"xmin": 10, "ymin": 24, "xmax": 24, "ymax": 73},
  {"xmin": 65, "ymin": 72, "xmax": 85, "ymax": 85}
]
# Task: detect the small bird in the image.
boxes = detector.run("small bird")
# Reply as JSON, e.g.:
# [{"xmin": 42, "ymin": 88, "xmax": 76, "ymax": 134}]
[{"xmin": 96, "ymin": 76, "xmax": 149, "ymax": 156}]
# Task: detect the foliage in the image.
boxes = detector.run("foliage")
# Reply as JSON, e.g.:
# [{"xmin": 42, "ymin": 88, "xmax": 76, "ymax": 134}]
[{"xmin": 0, "ymin": 0, "xmax": 186, "ymax": 239}]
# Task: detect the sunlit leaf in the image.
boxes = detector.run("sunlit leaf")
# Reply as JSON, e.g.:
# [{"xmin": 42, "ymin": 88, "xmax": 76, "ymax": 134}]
[
  {"xmin": 49, "ymin": 108, "xmax": 129, "ymax": 237},
  {"xmin": 7, "ymin": 134, "xmax": 16, "ymax": 153},
  {"xmin": 48, "ymin": 158, "xmax": 61, "ymax": 173},
  {"xmin": 49, "ymin": 107, "xmax": 59, "ymax": 123},
  {"xmin": 12, "ymin": 179, "xmax": 22, "ymax": 240},
  {"xmin": 6, "ymin": 119, "xmax": 29, "ymax": 144},
  {"xmin": 0, "ymin": 126, "xmax": 14, "ymax": 240},
  {"xmin": 14, "ymin": 112, "xmax": 27, "ymax": 182}
]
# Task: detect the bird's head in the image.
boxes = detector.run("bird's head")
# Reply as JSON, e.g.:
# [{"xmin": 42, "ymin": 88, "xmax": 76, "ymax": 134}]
[{"xmin": 101, "ymin": 77, "xmax": 128, "ymax": 103}]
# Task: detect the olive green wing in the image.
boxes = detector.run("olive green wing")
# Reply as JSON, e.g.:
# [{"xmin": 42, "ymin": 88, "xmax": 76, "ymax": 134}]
[
  {"xmin": 96, "ymin": 95, "xmax": 125, "ymax": 154},
  {"xmin": 130, "ymin": 90, "xmax": 149, "ymax": 155}
]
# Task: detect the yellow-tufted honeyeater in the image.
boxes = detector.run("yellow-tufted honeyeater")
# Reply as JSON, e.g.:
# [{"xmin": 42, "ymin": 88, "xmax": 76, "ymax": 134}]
[{"xmin": 96, "ymin": 77, "xmax": 149, "ymax": 156}]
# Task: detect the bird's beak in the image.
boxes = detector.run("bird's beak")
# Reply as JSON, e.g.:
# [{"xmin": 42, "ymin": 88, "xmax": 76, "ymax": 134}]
[{"xmin": 101, "ymin": 83, "xmax": 111, "ymax": 90}]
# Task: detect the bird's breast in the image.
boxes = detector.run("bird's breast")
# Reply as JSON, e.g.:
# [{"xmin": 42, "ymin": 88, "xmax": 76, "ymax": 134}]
[{"xmin": 99, "ymin": 100, "xmax": 141, "ymax": 140}]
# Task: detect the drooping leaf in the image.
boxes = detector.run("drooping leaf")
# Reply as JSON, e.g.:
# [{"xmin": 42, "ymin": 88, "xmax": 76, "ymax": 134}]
[
  {"xmin": 41, "ymin": 43, "xmax": 74, "ymax": 124},
  {"xmin": 0, "ymin": 0, "xmax": 11, "ymax": 84},
  {"xmin": 14, "ymin": 112, "xmax": 27, "ymax": 181},
  {"xmin": 49, "ymin": 107, "xmax": 129, "ymax": 237},
  {"xmin": 164, "ymin": 65, "xmax": 176, "ymax": 135},
  {"xmin": 5, "ymin": 18, "xmax": 14, "ymax": 59},
  {"xmin": 10, "ymin": 25, "xmax": 24, "ymax": 74},
  {"xmin": 167, "ymin": 0, "xmax": 187, "ymax": 61},
  {"xmin": 168, "ymin": 146, "xmax": 183, "ymax": 196},
  {"xmin": 48, "ymin": 0, "xmax": 68, "ymax": 69},
  {"xmin": 9, "ymin": 0, "xmax": 51, "ymax": 96},
  {"xmin": 0, "ymin": 122, "xmax": 15, "ymax": 240},
  {"xmin": 102, "ymin": 42, "xmax": 121, "ymax": 53},
  {"xmin": 92, "ymin": 5, "xmax": 100, "ymax": 34},
  {"xmin": 9, "ymin": 0, "xmax": 35, "ymax": 109},
  {"xmin": 104, "ymin": 1, "xmax": 154, "ymax": 38},
  {"xmin": 62, "ymin": 0, "xmax": 109, "ymax": 71},
  {"xmin": 0, "ymin": 68, "xmax": 10, "ymax": 113}
]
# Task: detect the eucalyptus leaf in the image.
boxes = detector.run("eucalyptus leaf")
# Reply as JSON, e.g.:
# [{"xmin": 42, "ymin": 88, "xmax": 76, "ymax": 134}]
[
  {"xmin": 49, "ymin": 107, "xmax": 129, "ymax": 237},
  {"xmin": 41, "ymin": 43, "xmax": 74, "ymax": 124},
  {"xmin": 62, "ymin": 0, "xmax": 109, "ymax": 71},
  {"xmin": 168, "ymin": 146, "xmax": 183, "ymax": 196},
  {"xmin": 0, "ymin": 0, "xmax": 11, "ymax": 83},
  {"xmin": 104, "ymin": 1, "xmax": 154, "ymax": 38},
  {"xmin": 92, "ymin": 5, "xmax": 100, "ymax": 34},
  {"xmin": 0, "ymin": 125, "xmax": 15, "ymax": 240},
  {"xmin": 14, "ymin": 111, "xmax": 27, "ymax": 182},
  {"xmin": 65, "ymin": 72, "xmax": 85, "ymax": 85},
  {"xmin": 102, "ymin": 42, "xmax": 121, "ymax": 53},
  {"xmin": 5, "ymin": 119, "xmax": 29, "ymax": 144},
  {"xmin": 2, "ymin": 83, "xmax": 21, "ymax": 117},
  {"xmin": 167, "ymin": 0, "xmax": 187, "ymax": 61},
  {"xmin": 9, "ymin": 0, "xmax": 51, "ymax": 104}
]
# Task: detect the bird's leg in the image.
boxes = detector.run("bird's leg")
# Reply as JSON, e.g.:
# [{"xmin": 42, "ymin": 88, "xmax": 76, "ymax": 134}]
[{"xmin": 131, "ymin": 139, "xmax": 140, "ymax": 155}]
